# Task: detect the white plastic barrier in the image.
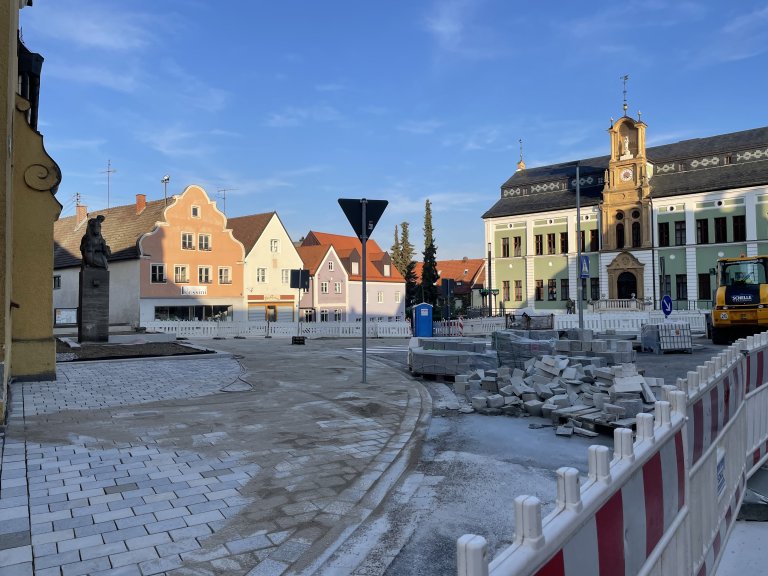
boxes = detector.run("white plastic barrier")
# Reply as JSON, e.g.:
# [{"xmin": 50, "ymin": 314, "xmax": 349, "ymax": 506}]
[
  {"xmin": 143, "ymin": 320, "xmax": 412, "ymax": 339},
  {"xmin": 554, "ymin": 312, "xmax": 706, "ymax": 334},
  {"xmin": 458, "ymin": 332, "xmax": 768, "ymax": 576}
]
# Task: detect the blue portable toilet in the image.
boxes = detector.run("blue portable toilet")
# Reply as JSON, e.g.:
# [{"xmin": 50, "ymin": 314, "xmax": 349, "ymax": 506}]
[{"xmin": 413, "ymin": 303, "xmax": 433, "ymax": 337}]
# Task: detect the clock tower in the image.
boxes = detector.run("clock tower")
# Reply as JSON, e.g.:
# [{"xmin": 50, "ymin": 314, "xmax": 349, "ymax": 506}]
[{"xmin": 601, "ymin": 114, "xmax": 652, "ymax": 251}]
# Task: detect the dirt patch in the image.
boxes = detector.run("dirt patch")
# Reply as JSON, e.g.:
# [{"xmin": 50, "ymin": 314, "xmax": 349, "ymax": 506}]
[{"xmin": 56, "ymin": 339, "xmax": 213, "ymax": 362}]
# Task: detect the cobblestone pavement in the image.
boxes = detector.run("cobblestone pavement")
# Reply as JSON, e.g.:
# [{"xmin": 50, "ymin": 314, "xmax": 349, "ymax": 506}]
[{"xmin": 0, "ymin": 339, "xmax": 428, "ymax": 575}]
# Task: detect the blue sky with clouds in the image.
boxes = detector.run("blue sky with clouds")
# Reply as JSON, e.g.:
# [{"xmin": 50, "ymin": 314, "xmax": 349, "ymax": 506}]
[{"xmin": 21, "ymin": 0, "xmax": 768, "ymax": 259}]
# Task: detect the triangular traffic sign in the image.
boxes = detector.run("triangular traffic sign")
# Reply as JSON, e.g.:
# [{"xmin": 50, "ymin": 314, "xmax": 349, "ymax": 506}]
[{"xmin": 338, "ymin": 198, "xmax": 388, "ymax": 241}]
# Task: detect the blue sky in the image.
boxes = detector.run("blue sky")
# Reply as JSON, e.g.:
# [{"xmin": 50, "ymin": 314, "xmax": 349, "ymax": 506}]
[{"xmin": 21, "ymin": 0, "xmax": 768, "ymax": 260}]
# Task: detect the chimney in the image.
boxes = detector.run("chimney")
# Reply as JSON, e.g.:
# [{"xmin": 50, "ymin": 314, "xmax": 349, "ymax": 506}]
[
  {"xmin": 76, "ymin": 204, "xmax": 88, "ymax": 226},
  {"xmin": 136, "ymin": 193, "xmax": 146, "ymax": 214}
]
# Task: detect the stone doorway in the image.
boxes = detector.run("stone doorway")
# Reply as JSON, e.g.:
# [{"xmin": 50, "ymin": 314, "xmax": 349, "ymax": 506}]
[
  {"xmin": 617, "ymin": 271, "xmax": 637, "ymax": 299},
  {"xmin": 606, "ymin": 251, "xmax": 645, "ymax": 299}
]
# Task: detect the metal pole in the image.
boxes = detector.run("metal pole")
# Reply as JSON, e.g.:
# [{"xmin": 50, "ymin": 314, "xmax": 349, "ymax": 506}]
[
  {"xmin": 361, "ymin": 199, "xmax": 368, "ymax": 384},
  {"xmin": 576, "ymin": 164, "xmax": 584, "ymax": 330},
  {"xmin": 650, "ymin": 188, "xmax": 657, "ymax": 309},
  {"xmin": 487, "ymin": 242, "xmax": 492, "ymax": 317}
]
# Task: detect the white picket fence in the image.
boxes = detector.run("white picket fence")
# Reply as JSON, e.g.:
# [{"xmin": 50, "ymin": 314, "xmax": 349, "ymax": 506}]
[{"xmin": 143, "ymin": 320, "xmax": 412, "ymax": 339}]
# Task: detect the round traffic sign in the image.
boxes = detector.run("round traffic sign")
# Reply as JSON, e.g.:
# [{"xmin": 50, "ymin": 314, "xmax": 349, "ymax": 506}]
[{"xmin": 661, "ymin": 294, "xmax": 673, "ymax": 317}]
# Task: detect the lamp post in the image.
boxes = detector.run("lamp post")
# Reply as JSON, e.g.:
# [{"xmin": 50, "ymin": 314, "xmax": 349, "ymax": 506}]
[
  {"xmin": 575, "ymin": 164, "xmax": 584, "ymax": 330},
  {"xmin": 487, "ymin": 242, "xmax": 493, "ymax": 317},
  {"xmin": 161, "ymin": 174, "xmax": 170, "ymax": 207}
]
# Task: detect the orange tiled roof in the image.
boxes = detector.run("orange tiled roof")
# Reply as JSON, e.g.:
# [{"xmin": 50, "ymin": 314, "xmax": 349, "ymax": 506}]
[
  {"xmin": 414, "ymin": 258, "xmax": 486, "ymax": 294},
  {"xmin": 302, "ymin": 231, "xmax": 403, "ymax": 283},
  {"xmin": 227, "ymin": 212, "xmax": 275, "ymax": 254},
  {"xmin": 296, "ymin": 244, "xmax": 332, "ymax": 276}
]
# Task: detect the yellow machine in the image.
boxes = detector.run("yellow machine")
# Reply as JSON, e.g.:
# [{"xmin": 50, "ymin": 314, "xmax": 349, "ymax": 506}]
[{"xmin": 711, "ymin": 256, "xmax": 768, "ymax": 344}]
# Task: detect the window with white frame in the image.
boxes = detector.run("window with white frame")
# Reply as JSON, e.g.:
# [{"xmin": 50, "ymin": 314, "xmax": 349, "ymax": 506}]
[
  {"xmin": 281, "ymin": 269, "xmax": 290, "ymax": 284},
  {"xmin": 256, "ymin": 268, "xmax": 267, "ymax": 283},
  {"xmin": 151, "ymin": 264, "xmax": 166, "ymax": 283},
  {"xmin": 320, "ymin": 309, "xmax": 329, "ymax": 322},
  {"xmin": 191, "ymin": 205, "xmax": 200, "ymax": 218},
  {"xmin": 321, "ymin": 281, "xmax": 329, "ymax": 294},
  {"xmin": 198, "ymin": 266, "xmax": 211, "ymax": 284},
  {"xmin": 328, "ymin": 261, "xmax": 334, "ymax": 271},
  {"xmin": 395, "ymin": 291, "xmax": 401, "ymax": 303},
  {"xmin": 384, "ymin": 264, "xmax": 391, "ymax": 276},
  {"xmin": 198, "ymin": 234, "xmax": 211, "ymax": 251},
  {"xmin": 377, "ymin": 291, "xmax": 383, "ymax": 303},
  {"xmin": 182, "ymin": 232, "xmax": 194, "ymax": 250},
  {"xmin": 174, "ymin": 265, "xmax": 188, "ymax": 283},
  {"xmin": 270, "ymin": 239, "xmax": 280, "ymax": 253},
  {"xmin": 352, "ymin": 261, "xmax": 359, "ymax": 274},
  {"xmin": 218, "ymin": 267, "xmax": 232, "ymax": 284},
  {"xmin": 333, "ymin": 309, "xmax": 342, "ymax": 322},
  {"xmin": 53, "ymin": 275, "xmax": 61, "ymax": 289},
  {"xmin": 334, "ymin": 282, "xmax": 341, "ymax": 294}
]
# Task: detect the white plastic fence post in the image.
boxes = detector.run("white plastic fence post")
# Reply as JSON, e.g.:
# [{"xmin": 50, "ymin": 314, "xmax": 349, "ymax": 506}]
[
  {"xmin": 669, "ymin": 390, "xmax": 687, "ymax": 415},
  {"xmin": 654, "ymin": 400, "xmax": 671, "ymax": 428},
  {"xmin": 588, "ymin": 445, "xmax": 612, "ymax": 483},
  {"xmin": 614, "ymin": 428, "xmax": 635, "ymax": 461},
  {"xmin": 457, "ymin": 534, "xmax": 489, "ymax": 576},
  {"xmin": 556, "ymin": 467, "xmax": 582, "ymax": 512},
  {"xmin": 636, "ymin": 412, "xmax": 655, "ymax": 441}
]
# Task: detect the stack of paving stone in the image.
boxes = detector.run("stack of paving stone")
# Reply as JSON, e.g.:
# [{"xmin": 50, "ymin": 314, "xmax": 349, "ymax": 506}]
[
  {"xmin": 552, "ymin": 330, "xmax": 636, "ymax": 365},
  {"xmin": 408, "ymin": 337, "xmax": 498, "ymax": 377},
  {"xmin": 451, "ymin": 354, "xmax": 663, "ymax": 433},
  {"xmin": 493, "ymin": 330, "xmax": 558, "ymax": 369}
]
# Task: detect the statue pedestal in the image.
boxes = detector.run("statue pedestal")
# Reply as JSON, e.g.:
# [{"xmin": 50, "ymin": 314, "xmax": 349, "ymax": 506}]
[{"xmin": 78, "ymin": 268, "xmax": 110, "ymax": 343}]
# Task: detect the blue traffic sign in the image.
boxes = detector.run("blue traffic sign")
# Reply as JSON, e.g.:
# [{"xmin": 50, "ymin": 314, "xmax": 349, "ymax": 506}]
[
  {"xmin": 579, "ymin": 255, "xmax": 590, "ymax": 279},
  {"xmin": 661, "ymin": 294, "xmax": 673, "ymax": 317}
]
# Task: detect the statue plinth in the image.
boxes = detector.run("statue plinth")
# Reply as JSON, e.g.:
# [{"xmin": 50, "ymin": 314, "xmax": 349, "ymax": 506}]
[{"xmin": 78, "ymin": 268, "xmax": 110, "ymax": 342}]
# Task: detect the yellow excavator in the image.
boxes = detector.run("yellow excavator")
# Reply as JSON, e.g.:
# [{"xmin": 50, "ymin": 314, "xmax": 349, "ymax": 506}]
[{"xmin": 711, "ymin": 255, "xmax": 768, "ymax": 344}]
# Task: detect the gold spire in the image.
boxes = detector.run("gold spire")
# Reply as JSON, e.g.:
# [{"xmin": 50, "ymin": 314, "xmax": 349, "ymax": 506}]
[{"xmin": 516, "ymin": 138, "xmax": 525, "ymax": 171}]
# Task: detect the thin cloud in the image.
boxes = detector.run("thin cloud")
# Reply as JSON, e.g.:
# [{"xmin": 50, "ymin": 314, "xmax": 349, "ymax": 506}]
[
  {"xmin": 44, "ymin": 63, "xmax": 140, "ymax": 93},
  {"xmin": 315, "ymin": 82, "xmax": 347, "ymax": 92},
  {"xmin": 137, "ymin": 125, "xmax": 235, "ymax": 158},
  {"xmin": 397, "ymin": 120, "xmax": 443, "ymax": 135},
  {"xmin": 162, "ymin": 60, "xmax": 230, "ymax": 113},
  {"xmin": 265, "ymin": 105, "xmax": 343, "ymax": 127},
  {"xmin": 22, "ymin": 2, "xmax": 153, "ymax": 52},
  {"xmin": 424, "ymin": 0, "xmax": 501, "ymax": 59},
  {"xmin": 47, "ymin": 138, "xmax": 107, "ymax": 152}
]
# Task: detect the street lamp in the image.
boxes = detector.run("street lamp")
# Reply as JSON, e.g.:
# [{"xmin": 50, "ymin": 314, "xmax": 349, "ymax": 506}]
[
  {"xmin": 161, "ymin": 174, "xmax": 170, "ymax": 207},
  {"xmin": 487, "ymin": 242, "xmax": 493, "ymax": 317}
]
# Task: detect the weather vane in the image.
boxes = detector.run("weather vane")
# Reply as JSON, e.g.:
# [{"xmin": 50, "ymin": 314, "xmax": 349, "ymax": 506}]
[
  {"xmin": 621, "ymin": 74, "xmax": 629, "ymax": 115},
  {"xmin": 519, "ymin": 138, "xmax": 524, "ymax": 164}
]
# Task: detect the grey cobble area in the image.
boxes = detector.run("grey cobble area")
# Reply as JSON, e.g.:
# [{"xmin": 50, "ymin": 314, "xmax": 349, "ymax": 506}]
[{"xmin": 0, "ymin": 338, "xmax": 426, "ymax": 575}]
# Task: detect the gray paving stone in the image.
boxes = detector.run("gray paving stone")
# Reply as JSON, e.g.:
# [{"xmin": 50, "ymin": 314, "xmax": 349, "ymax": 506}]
[
  {"xmin": 182, "ymin": 509, "xmax": 224, "ymax": 527},
  {"xmin": 0, "ymin": 562, "xmax": 33, "ymax": 576},
  {"xmin": 79, "ymin": 540, "xmax": 128, "ymax": 561},
  {"xmin": 115, "ymin": 513, "xmax": 156, "ymax": 530},
  {"xmin": 53, "ymin": 515, "xmax": 94, "ymax": 531},
  {"xmin": 155, "ymin": 538, "xmax": 200, "ymax": 557},
  {"xmin": 137, "ymin": 553, "xmax": 183, "ymax": 575},
  {"xmin": 31, "ymin": 529, "xmax": 74, "ymax": 546},
  {"xmin": 34, "ymin": 549, "xmax": 80, "ymax": 570},
  {"xmin": 61, "ymin": 556, "xmax": 113, "ymax": 576},
  {"xmin": 102, "ymin": 526, "xmax": 148, "ymax": 545},
  {"xmin": 89, "ymin": 564, "xmax": 142, "ymax": 576},
  {"xmin": 168, "ymin": 524, "xmax": 211, "ymax": 542},
  {"xmin": 152, "ymin": 506, "xmax": 188, "ymax": 521},
  {"xmin": 144, "ymin": 517, "xmax": 187, "ymax": 534},
  {"xmin": 245, "ymin": 558, "xmax": 289, "ymax": 576},
  {"xmin": 0, "ymin": 518, "xmax": 29, "ymax": 536},
  {"xmin": 225, "ymin": 533, "xmax": 272, "ymax": 554},
  {"xmin": 124, "ymin": 532, "xmax": 171, "ymax": 551},
  {"xmin": 0, "ymin": 544, "xmax": 31, "ymax": 567},
  {"xmin": 57, "ymin": 533, "xmax": 104, "ymax": 553},
  {"xmin": 74, "ymin": 520, "xmax": 117, "ymax": 538},
  {"xmin": 0, "ymin": 531, "xmax": 30, "ymax": 551},
  {"xmin": 109, "ymin": 546, "xmax": 159, "ymax": 568}
]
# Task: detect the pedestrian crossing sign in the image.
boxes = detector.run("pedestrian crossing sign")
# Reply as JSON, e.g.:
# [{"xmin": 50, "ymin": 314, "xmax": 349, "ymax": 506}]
[{"xmin": 580, "ymin": 255, "xmax": 590, "ymax": 278}]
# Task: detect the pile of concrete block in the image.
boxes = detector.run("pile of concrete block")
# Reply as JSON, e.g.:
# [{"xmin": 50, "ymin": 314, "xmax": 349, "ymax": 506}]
[
  {"xmin": 493, "ymin": 330, "xmax": 557, "ymax": 369},
  {"xmin": 452, "ymin": 354, "xmax": 663, "ymax": 432},
  {"xmin": 553, "ymin": 334, "xmax": 636, "ymax": 365},
  {"xmin": 408, "ymin": 337, "xmax": 498, "ymax": 377}
]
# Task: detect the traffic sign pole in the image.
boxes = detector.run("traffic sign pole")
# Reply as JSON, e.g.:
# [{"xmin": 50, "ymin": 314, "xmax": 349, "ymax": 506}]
[{"xmin": 361, "ymin": 199, "xmax": 367, "ymax": 384}]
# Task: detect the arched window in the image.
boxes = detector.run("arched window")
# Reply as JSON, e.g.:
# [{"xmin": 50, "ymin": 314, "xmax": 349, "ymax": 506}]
[
  {"xmin": 632, "ymin": 221, "xmax": 641, "ymax": 247},
  {"xmin": 616, "ymin": 223, "xmax": 625, "ymax": 249}
]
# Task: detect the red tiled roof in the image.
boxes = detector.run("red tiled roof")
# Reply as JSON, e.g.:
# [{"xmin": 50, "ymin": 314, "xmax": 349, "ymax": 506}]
[
  {"xmin": 54, "ymin": 199, "xmax": 167, "ymax": 269},
  {"xmin": 296, "ymin": 244, "xmax": 332, "ymax": 276},
  {"xmin": 302, "ymin": 231, "xmax": 403, "ymax": 283},
  {"xmin": 414, "ymin": 258, "xmax": 486, "ymax": 294},
  {"xmin": 227, "ymin": 212, "xmax": 275, "ymax": 254}
]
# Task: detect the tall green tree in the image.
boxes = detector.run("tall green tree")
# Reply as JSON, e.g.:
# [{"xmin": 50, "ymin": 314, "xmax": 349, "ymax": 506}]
[
  {"xmin": 391, "ymin": 224, "xmax": 402, "ymax": 274},
  {"xmin": 421, "ymin": 199, "xmax": 439, "ymax": 305},
  {"xmin": 399, "ymin": 221, "xmax": 415, "ymax": 272},
  {"xmin": 404, "ymin": 260, "xmax": 418, "ymax": 314}
]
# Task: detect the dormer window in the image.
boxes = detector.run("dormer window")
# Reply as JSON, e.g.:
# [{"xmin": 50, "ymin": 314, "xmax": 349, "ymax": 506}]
[
  {"xmin": 352, "ymin": 261, "xmax": 359, "ymax": 275},
  {"xmin": 328, "ymin": 261, "xmax": 334, "ymax": 271},
  {"xmin": 191, "ymin": 205, "xmax": 200, "ymax": 218},
  {"xmin": 384, "ymin": 264, "xmax": 391, "ymax": 276}
]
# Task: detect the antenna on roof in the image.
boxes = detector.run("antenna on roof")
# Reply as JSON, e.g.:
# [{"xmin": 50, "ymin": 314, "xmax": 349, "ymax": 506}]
[
  {"xmin": 217, "ymin": 188, "xmax": 238, "ymax": 215},
  {"xmin": 620, "ymin": 74, "xmax": 629, "ymax": 115},
  {"xmin": 101, "ymin": 159, "xmax": 116, "ymax": 209},
  {"xmin": 161, "ymin": 175, "xmax": 170, "ymax": 207}
]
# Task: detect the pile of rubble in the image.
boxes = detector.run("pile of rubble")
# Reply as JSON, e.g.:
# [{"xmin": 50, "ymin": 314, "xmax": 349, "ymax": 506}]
[
  {"xmin": 408, "ymin": 337, "xmax": 498, "ymax": 376},
  {"xmin": 453, "ymin": 354, "xmax": 664, "ymax": 435}
]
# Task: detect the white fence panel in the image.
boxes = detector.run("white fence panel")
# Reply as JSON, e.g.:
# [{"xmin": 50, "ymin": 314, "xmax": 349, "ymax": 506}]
[{"xmin": 143, "ymin": 320, "xmax": 412, "ymax": 339}]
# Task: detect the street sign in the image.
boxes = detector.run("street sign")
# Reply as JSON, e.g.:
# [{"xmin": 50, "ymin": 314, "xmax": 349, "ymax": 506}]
[
  {"xmin": 289, "ymin": 269, "xmax": 309, "ymax": 290},
  {"xmin": 338, "ymin": 198, "xmax": 388, "ymax": 241},
  {"xmin": 579, "ymin": 255, "xmax": 590, "ymax": 279},
  {"xmin": 661, "ymin": 294, "xmax": 673, "ymax": 317}
]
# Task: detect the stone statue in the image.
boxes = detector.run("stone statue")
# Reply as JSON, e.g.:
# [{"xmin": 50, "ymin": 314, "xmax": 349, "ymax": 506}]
[
  {"xmin": 80, "ymin": 215, "xmax": 112, "ymax": 270},
  {"xmin": 622, "ymin": 136, "xmax": 630, "ymax": 156}
]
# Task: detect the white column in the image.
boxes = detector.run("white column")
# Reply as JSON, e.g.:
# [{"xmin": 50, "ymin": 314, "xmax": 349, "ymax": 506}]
[
  {"xmin": 526, "ymin": 221, "xmax": 536, "ymax": 308},
  {"xmin": 746, "ymin": 190, "xmax": 758, "ymax": 241}
]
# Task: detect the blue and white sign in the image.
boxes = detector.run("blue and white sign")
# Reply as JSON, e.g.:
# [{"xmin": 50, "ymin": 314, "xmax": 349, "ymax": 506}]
[
  {"xmin": 579, "ymin": 255, "xmax": 590, "ymax": 279},
  {"xmin": 661, "ymin": 294, "xmax": 673, "ymax": 317}
]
